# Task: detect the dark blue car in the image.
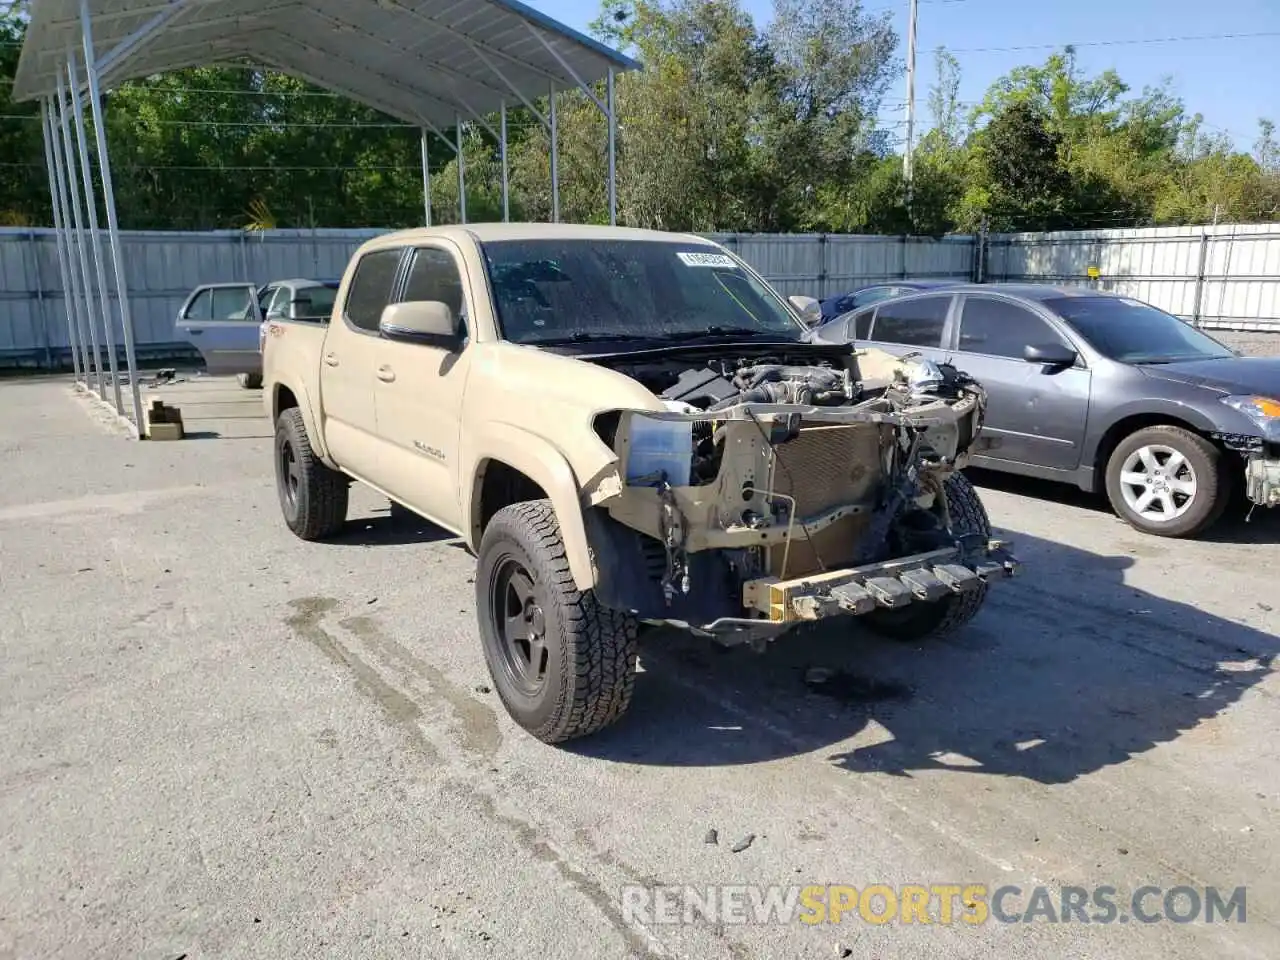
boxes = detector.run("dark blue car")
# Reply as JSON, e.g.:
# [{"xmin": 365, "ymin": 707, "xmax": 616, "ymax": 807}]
[{"xmin": 819, "ymin": 280, "xmax": 963, "ymax": 322}]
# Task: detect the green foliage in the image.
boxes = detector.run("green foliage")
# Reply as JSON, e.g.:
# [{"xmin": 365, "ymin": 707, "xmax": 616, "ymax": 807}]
[{"xmin": 1, "ymin": 0, "xmax": 1278, "ymax": 235}]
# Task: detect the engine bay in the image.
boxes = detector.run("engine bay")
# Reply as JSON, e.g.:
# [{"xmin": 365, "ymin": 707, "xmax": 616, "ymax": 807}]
[{"xmin": 591, "ymin": 343, "xmax": 985, "ymax": 485}]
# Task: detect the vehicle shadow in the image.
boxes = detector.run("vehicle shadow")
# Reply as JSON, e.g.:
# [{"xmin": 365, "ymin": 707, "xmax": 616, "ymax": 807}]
[
  {"xmin": 566, "ymin": 529, "xmax": 1277, "ymax": 784},
  {"xmin": 964, "ymin": 466, "xmax": 1280, "ymax": 545},
  {"xmin": 328, "ymin": 506, "xmax": 460, "ymax": 547}
]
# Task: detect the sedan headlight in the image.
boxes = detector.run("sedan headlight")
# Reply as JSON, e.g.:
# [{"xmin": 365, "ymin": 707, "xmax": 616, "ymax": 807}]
[{"xmin": 1221, "ymin": 395, "xmax": 1280, "ymax": 440}]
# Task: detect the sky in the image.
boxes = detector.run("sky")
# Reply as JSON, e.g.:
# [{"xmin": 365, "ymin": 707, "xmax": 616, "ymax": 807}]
[{"xmin": 531, "ymin": 0, "xmax": 1280, "ymax": 153}]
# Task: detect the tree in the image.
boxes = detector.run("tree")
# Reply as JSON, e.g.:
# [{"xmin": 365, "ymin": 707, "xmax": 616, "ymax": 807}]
[
  {"xmin": 0, "ymin": 2, "xmax": 44, "ymax": 226},
  {"xmin": 927, "ymin": 47, "xmax": 964, "ymax": 147},
  {"xmin": 969, "ymin": 101, "xmax": 1076, "ymax": 231}
]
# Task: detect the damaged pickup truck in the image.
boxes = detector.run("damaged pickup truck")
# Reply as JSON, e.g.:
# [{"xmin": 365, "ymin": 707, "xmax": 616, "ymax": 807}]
[{"xmin": 262, "ymin": 224, "xmax": 1018, "ymax": 743}]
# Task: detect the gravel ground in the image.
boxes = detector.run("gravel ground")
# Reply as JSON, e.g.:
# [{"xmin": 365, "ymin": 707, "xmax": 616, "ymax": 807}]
[
  {"xmin": 1214, "ymin": 331, "xmax": 1280, "ymax": 356},
  {"xmin": 1, "ymin": 376, "xmax": 1277, "ymax": 960}
]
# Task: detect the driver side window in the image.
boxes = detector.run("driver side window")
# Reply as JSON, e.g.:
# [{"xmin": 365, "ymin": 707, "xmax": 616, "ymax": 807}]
[
  {"xmin": 400, "ymin": 246, "xmax": 467, "ymax": 336},
  {"xmin": 957, "ymin": 298, "xmax": 1069, "ymax": 359}
]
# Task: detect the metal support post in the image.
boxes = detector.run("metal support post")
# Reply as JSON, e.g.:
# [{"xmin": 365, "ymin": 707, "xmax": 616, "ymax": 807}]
[
  {"xmin": 903, "ymin": 0, "xmax": 918, "ymax": 214},
  {"xmin": 41, "ymin": 99, "xmax": 84, "ymax": 381},
  {"xmin": 83, "ymin": 0, "xmax": 144, "ymax": 432},
  {"xmin": 500, "ymin": 101, "xmax": 510, "ymax": 222},
  {"xmin": 455, "ymin": 115, "xmax": 467, "ymax": 224},
  {"xmin": 420, "ymin": 127, "xmax": 432, "ymax": 226},
  {"xmin": 606, "ymin": 69, "xmax": 617, "ymax": 226},
  {"xmin": 67, "ymin": 50, "xmax": 123, "ymax": 414},
  {"xmin": 549, "ymin": 85, "xmax": 559, "ymax": 223},
  {"xmin": 48, "ymin": 97, "xmax": 90, "ymax": 385},
  {"xmin": 56, "ymin": 72, "xmax": 104, "ymax": 399}
]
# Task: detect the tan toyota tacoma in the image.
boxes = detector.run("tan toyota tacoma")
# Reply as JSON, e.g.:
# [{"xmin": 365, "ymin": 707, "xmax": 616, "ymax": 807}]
[{"xmin": 262, "ymin": 223, "xmax": 1018, "ymax": 743}]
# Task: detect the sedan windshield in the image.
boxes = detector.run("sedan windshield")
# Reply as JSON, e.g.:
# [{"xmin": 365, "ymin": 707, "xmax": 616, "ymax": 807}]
[
  {"xmin": 478, "ymin": 239, "xmax": 805, "ymax": 345},
  {"xmin": 1045, "ymin": 296, "xmax": 1235, "ymax": 363}
]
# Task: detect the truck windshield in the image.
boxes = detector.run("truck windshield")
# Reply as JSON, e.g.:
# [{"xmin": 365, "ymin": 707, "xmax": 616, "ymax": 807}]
[
  {"xmin": 1045, "ymin": 296, "xmax": 1235, "ymax": 363},
  {"xmin": 478, "ymin": 239, "xmax": 805, "ymax": 345}
]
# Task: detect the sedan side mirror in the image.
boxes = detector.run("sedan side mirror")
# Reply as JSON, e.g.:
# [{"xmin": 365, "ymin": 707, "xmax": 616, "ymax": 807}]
[
  {"xmin": 789, "ymin": 294, "xmax": 822, "ymax": 327},
  {"xmin": 379, "ymin": 300, "xmax": 460, "ymax": 348},
  {"xmin": 1024, "ymin": 342, "xmax": 1078, "ymax": 366}
]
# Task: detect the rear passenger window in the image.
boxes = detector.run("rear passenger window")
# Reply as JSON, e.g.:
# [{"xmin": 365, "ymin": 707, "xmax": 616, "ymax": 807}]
[
  {"xmin": 183, "ymin": 289, "xmax": 212, "ymax": 321},
  {"xmin": 870, "ymin": 296, "xmax": 950, "ymax": 347},
  {"xmin": 345, "ymin": 248, "xmax": 404, "ymax": 331}
]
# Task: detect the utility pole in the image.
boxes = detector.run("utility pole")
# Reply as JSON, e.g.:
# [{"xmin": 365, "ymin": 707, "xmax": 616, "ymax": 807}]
[{"xmin": 903, "ymin": 0, "xmax": 919, "ymax": 213}]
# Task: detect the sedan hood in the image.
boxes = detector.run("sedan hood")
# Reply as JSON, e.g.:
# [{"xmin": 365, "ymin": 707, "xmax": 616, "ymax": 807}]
[{"xmin": 1137, "ymin": 356, "xmax": 1280, "ymax": 397}]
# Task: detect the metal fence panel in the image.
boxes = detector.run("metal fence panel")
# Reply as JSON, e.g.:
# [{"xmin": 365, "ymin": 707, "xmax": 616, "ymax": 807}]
[
  {"xmin": 987, "ymin": 224, "xmax": 1280, "ymax": 332},
  {"xmin": 4, "ymin": 222, "xmax": 1280, "ymax": 367}
]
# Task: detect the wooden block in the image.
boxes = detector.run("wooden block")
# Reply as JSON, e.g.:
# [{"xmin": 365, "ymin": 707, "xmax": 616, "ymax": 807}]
[{"xmin": 148, "ymin": 421, "xmax": 184, "ymax": 441}]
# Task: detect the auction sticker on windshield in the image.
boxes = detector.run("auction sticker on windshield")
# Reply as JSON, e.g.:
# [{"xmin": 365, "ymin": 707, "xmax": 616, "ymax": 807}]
[{"xmin": 677, "ymin": 251, "xmax": 738, "ymax": 268}]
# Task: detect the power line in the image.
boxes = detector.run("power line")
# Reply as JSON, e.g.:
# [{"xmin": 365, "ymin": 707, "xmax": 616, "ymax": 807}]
[{"xmin": 951, "ymin": 30, "xmax": 1280, "ymax": 54}]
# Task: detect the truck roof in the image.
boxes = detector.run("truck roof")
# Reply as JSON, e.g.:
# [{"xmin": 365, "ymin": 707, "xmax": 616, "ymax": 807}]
[{"xmin": 357, "ymin": 222, "xmax": 721, "ymax": 251}]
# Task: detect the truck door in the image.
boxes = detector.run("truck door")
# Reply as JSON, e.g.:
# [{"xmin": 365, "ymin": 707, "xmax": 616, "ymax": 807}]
[
  {"xmin": 319, "ymin": 248, "xmax": 404, "ymax": 480},
  {"xmin": 372, "ymin": 242, "xmax": 472, "ymax": 533}
]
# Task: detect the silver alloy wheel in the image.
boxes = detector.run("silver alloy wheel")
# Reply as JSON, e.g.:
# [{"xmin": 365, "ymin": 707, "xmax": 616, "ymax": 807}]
[{"xmin": 1118, "ymin": 444, "xmax": 1198, "ymax": 522}]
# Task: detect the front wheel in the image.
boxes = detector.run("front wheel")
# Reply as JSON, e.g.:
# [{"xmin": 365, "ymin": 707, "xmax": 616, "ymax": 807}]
[
  {"xmin": 476, "ymin": 500, "xmax": 638, "ymax": 744},
  {"xmin": 1104, "ymin": 425, "xmax": 1227, "ymax": 538},
  {"xmin": 238, "ymin": 372, "xmax": 263, "ymax": 389},
  {"xmin": 863, "ymin": 472, "xmax": 992, "ymax": 642},
  {"xmin": 274, "ymin": 408, "xmax": 348, "ymax": 540}
]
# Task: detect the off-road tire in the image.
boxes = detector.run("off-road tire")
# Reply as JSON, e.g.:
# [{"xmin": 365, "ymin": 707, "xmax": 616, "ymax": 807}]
[
  {"xmin": 238, "ymin": 372, "xmax": 263, "ymax": 389},
  {"xmin": 1104, "ymin": 425, "xmax": 1227, "ymax": 538},
  {"xmin": 863, "ymin": 472, "xmax": 992, "ymax": 643},
  {"xmin": 274, "ymin": 407, "xmax": 348, "ymax": 540},
  {"xmin": 476, "ymin": 500, "xmax": 638, "ymax": 744}
]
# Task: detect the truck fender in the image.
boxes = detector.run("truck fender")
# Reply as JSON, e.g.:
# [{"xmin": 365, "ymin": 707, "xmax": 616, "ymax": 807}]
[
  {"xmin": 463, "ymin": 424, "xmax": 597, "ymax": 593},
  {"xmin": 269, "ymin": 374, "xmax": 334, "ymax": 468}
]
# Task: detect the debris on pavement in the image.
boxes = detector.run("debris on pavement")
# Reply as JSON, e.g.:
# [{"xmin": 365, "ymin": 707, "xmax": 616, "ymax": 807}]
[
  {"xmin": 704, "ymin": 828, "xmax": 718, "ymax": 845},
  {"xmin": 730, "ymin": 834, "xmax": 755, "ymax": 853}
]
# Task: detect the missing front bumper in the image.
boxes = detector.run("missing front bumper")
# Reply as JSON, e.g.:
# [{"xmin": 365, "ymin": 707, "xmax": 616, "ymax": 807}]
[{"xmin": 741, "ymin": 539, "xmax": 1019, "ymax": 625}]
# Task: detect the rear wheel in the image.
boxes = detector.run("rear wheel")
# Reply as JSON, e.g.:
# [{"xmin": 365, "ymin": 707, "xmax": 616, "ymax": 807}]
[
  {"xmin": 275, "ymin": 407, "xmax": 348, "ymax": 540},
  {"xmin": 1104, "ymin": 425, "xmax": 1227, "ymax": 538},
  {"xmin": 476, "ymin": 500, "xmax": 638, "ymax": 743},
  {"xmin": 863, "ymin": 472, "xmax": 992, "ymax": 642},
  {"xmin": 238, "ymin": 372, "xmax": 263, "ymax": 389}
]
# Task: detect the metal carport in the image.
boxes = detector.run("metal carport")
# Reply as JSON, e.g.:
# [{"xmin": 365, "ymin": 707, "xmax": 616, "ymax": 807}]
[{"xmin": 11, "ymin": 0, "xmax": 639, "ymax": 435}]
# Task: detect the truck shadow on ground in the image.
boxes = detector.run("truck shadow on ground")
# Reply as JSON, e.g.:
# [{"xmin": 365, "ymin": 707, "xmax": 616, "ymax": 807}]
[
  {"xmin": 965, "ymin": 467, "xmax": 1280, "ymax": 545},
  {"xmin": 328, "ymin": 505, "xmax": 461, "ymax": 547},
  {"xmin": 568, "ymin": 529, "xmax": 1278, "ymax": 785}
]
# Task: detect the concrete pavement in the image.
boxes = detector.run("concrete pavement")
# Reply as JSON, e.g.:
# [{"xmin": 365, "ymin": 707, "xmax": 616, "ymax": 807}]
[{"xmin": 1, "ymin": 376, "xmax": 1277, "ymax": 960}]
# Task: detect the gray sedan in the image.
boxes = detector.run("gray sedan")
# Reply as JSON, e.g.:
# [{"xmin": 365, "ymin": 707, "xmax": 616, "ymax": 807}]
[{"xmin": 809, "ymin": 283, "xmax": 1280, "ymax": 537}]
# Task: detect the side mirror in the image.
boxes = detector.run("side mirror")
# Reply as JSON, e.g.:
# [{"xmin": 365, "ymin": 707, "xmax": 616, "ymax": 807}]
[
  {"xmin": 1024, "ymin": 342, "xmax": 1078, "ymax": 367},
  {"xmin": 379, "ymin": 300, "xmax": 459, "ymax": 347},
  {"xmin": 789, "ymin": 294, "xmax": 822, "ymax": 327}
]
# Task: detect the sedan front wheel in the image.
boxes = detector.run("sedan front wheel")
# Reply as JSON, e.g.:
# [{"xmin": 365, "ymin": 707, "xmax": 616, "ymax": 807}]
[{"xmin": 1104, "ymin": 425, "xmax": 1228, "ymax": 538}]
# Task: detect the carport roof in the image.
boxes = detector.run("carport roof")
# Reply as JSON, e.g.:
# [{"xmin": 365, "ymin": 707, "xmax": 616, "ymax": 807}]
[{"xmin": 12, "ymin": 0, "xmax": 640, "ymax": 129}]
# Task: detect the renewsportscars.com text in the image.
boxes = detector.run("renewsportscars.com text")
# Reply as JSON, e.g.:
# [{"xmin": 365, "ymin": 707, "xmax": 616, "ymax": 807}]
[{"xmin": 620, "ymin": 883, "xmax": 1247, "ymax": 926}]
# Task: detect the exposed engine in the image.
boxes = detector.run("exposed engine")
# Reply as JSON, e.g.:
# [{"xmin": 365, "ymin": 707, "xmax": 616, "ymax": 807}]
[
  {"xmin": 595, "ymin": 346, "xmax": 982, "ymax": 487},
  {"xmin": 583, "ymin": 343, "xmax": 990, "ymax": 625}
]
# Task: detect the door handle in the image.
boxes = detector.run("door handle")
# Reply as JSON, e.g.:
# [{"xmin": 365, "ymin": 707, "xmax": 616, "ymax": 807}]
[
  {"xmin": 188, "ymin": 328, "xmax": 203, "ymax": 335},
  {"xmin": 376, "ymin": 365, "xmax": 396, "ymax": 383},
  {"xmin": 323, "ymin": 353, "xmax": 339, "ymax": 367}
]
